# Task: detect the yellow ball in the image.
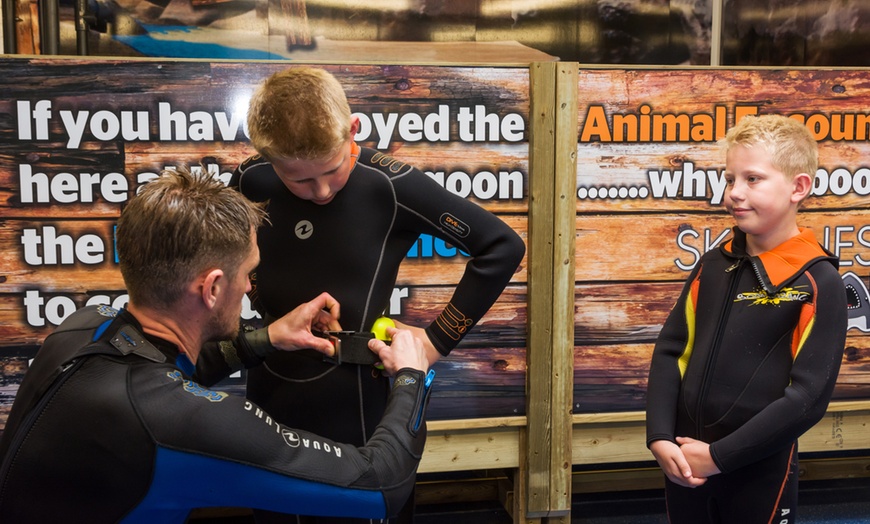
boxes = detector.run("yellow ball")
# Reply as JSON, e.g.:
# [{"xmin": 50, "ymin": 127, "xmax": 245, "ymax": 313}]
[{"xmin": 371, "ymin": 317, "xmax": 395, "ymax": 341}]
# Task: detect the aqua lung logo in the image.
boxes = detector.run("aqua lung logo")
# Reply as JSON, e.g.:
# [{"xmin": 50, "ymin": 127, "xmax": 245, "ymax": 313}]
[
  {"xmin": 96, "ymin": 305, "xmax": 118, "ymax": 317},
  {"xmin": 394, "ymin": 375, "xmax": 418, "ymax": 386},
  {"xmin": 282, "ymin": 429, "xmax": 300, "ymax": 447},
  {"xmin": 295, "ymin": 220, "xmax": 314, "ymax": 240},
  {"xmin": 244, "ymin": 401, "xmax": 343, "ymax": 457},
  {"xmin": 166, "ymin": 371, "xmax": 229, "ymax": 402}
]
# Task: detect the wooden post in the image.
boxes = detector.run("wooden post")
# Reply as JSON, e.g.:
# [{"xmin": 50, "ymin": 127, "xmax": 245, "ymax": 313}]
[{"xmin": 524, "ymin": 61, "xmax": 578, "ymax": 520}]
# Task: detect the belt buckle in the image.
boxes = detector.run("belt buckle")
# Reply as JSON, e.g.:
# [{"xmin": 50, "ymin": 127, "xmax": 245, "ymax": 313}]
[{"xmin": 321, "ymin": 330, "xmax": 378, "ymax": 366}]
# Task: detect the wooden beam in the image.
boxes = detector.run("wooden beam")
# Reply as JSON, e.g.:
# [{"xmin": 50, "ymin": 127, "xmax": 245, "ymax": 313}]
[
  {"xmin": 416, "ymin": 400, "xmax": 870, "ymax": 474},
  {"xmin": 418, "ymin": 417, "xmax": 524, "ymax": 473},
  {"xmin": 571, "ymin": 401, "xmax": 870, "ymax": 465},
  {"xmin": 524, "ymin": 60, "xmax": 579, "ymax": 520},
  {"xmin": 549, "ymin": 61, "xmax": 579, "ymax": 522}
]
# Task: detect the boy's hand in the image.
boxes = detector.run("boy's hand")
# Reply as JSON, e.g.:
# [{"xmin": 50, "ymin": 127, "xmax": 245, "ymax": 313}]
[
  {"xmin": 391, "ymin": 320, "xmax": 442, "ymax": 365},
  {"xmin": 649, "ymin": 440, "xmax": 708, "ymax": 488},
  {"xmin": 368, "ymin": 327, "xmax": 429, "ymax": 376},
  {"xmin": 676, "ymin": 436, "xmax": 721, "ymax": 479}
]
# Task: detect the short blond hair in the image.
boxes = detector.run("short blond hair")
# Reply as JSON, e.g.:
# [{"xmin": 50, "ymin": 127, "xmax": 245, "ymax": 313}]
[
  {"xmin": 720, "ymin": 114, "xmax": 818, "ymax": 182},
  {"xmin": 247, "ymin": 67, "xmax": 352, "ymax": 161}
]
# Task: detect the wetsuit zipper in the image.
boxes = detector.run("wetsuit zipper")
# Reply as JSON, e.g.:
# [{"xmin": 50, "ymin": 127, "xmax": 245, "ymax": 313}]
[
  {"xmin": 749, "ymin": 256, "xmax": 775, "ymax": 294},
  {"xmin": 0, "ymin": 358, "xmax": 85, "ymax": 502},
  {"xmin": 695, "ymin": 258, "xmax": 742, "ymax": 439}
]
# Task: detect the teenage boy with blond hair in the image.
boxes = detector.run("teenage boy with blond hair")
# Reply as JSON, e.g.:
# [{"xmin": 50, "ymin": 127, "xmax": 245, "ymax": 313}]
[
  {"xmin": 645, "ymin": 114, "xmax": 847, "ymax": 524},
  {"xmin": 232, "ymin": 66, "xmax": 525, "ymax": 523}
]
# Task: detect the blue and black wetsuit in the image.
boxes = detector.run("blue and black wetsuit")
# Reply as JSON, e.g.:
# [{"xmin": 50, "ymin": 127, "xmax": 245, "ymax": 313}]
[{"xmin": 0, "ymin": 305, "xmax": 432, "ymax": 523}]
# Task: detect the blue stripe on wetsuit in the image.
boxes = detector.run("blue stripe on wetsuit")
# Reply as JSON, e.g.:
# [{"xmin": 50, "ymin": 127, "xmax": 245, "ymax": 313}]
[{"xmin": 121, "ymin": 447, "xmax": 387, "ymax": 523}]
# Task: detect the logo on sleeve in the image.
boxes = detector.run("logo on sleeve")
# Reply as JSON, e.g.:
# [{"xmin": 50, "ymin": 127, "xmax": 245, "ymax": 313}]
[
  {"xmin": 282, "ymin": 429, "xmax": 301, "ymax": 447},
  {"xmin": 166, "ymin": 370, "xmax": 229, "ymax": 402},
  {"xmin": 440, "ymin": 213, "xmax": 469, "ymax": 238},
  {"xmin": 96, "ymin": 305, "xmax": 119, "ymax": 317},
  {"xmin": 395, "ymin": 375, "xmax": 418, "ymax": 386},
  {"xmin": 434, "ymin": 303, "xmax": 473, "ymax": 341}
]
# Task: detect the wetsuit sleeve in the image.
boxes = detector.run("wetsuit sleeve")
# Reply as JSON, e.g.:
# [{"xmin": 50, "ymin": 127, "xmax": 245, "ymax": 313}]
[
  {"xmin": 645, "ymin": 263, "xmax": 703, "ymax": 447},
  {"xmin": 394, "ymin": 167, "xmax": 525, "ymax": 355},
  {"xmin": 708, "ymin": 263, "xmax": 847, "ymax": 473},
  {"xmin": 193, "ymin": 325, "xmax": 275, "ymax": 386},
  {"xmin": 227, "ymin": 159, "xmax": 249, "ymax": 192},
  {"xmin": 132, "ymin": 367, "xmax": 433, "ymax": 519}
]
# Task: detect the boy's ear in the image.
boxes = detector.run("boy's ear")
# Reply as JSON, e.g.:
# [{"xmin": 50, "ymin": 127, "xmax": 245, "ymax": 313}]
[
  {"xmin": 349, "ymin": 115, "xmax": 360, "ymax": 138},
  {"xmin": 792, "ymin": 172, "xmax": 812, "ymax": 203}
]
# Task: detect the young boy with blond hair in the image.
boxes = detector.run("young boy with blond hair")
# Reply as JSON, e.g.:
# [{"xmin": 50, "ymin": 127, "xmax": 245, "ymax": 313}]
[
  {"xmin": 231, "ymin": 66, "xmax": 525, "ymax": 524},
  {"xmin": 646, "ymin": 114, "xmax": 847, "ymax": 524}
]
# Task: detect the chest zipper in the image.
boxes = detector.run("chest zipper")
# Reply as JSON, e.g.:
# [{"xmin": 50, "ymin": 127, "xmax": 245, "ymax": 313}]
[{"xmin": 749, "ymin": 257, "xmax": 775, "ymax": 294}]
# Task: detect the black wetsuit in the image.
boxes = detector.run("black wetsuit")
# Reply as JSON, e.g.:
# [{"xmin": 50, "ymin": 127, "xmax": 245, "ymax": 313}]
[
  {"xmin": 231, "ymin": 144, "xmax": 524, "ymax": 522},
  {"xmin": 646, "ymin": 228, "xmax": 847, "ymax": 524},
  {"xmin": 0, "ymin": 305, "xmax": 432, "ymax": 523}
]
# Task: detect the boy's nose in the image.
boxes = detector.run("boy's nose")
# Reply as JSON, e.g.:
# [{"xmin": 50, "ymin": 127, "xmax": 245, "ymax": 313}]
[
  {"xmin": 313, "ymin": 181, "xmax": 331, "ymax": 199},
  {"xmin": 728, "ymin": 181, "xmax": 745, "ymax": 199}
]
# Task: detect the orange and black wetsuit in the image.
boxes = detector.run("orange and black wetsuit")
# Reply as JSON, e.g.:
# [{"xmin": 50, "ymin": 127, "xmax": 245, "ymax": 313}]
[
  {"xmin": 230, "ymin": 145, "xmax": 525, "ymax": 523},
  {"xmin": 646, "ymin": 227, "xmax": 847, "ymax": 524}
]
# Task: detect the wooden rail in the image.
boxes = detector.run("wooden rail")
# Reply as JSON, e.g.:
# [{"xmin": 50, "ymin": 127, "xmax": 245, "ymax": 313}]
[{"xmin": 420, "ymin": 400, "xmax": 870, "ymax": 474}]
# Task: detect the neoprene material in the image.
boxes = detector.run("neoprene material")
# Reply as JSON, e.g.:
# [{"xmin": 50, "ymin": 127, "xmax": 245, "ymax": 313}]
[{"xmin": 0, "ymin": 306, "xmax": 433, "ymax": 523}]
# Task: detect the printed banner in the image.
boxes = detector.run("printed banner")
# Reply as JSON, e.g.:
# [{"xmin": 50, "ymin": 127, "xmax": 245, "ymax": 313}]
[
  {"xmin": 575, "ymin": 69, "xmax": 870, "ymax": 419},
  {"xmin": 0, "ymin": 58, "xmax": 531, "ymax": 424}
]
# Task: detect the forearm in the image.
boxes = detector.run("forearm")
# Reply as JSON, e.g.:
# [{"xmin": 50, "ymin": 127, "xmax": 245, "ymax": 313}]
[{"xmin": 193, "ymin": 326, "xmax": 275, "ymax": 385}]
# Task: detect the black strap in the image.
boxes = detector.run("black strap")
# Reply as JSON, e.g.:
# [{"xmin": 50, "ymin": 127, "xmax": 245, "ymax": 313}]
[
  {"xmin": 322, "ymin": 331, "xmax": 381, "ymax": 366},
  {"xmin": 265, "ymin": 313, "xmax": 382, "ymax": 366}
]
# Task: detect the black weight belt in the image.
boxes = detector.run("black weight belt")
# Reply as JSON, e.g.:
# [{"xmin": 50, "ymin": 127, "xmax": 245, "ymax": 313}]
[{"xmin": 263, "ymin": 314, "xmax": 383, "ymax": 366}]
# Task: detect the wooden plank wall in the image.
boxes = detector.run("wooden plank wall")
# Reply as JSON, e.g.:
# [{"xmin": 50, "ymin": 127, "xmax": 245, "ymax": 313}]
[
  {"xmin": 567, "ymin": 69, "xmax": 870, "ymax": 477},
  {"xmin": 0, "ymin": 58, "xmax": 531, "ymax": 426},
  {"xmin": 573, "ymin": 68, "xmax": 870, "ymax": 415}
]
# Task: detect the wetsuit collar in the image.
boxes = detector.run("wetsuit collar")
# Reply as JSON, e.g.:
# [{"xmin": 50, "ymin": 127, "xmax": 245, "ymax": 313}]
[
  {"xmin": 722, "ymin": 227, "xmax": 838, "ymax": 289},
  {"xmin": 118, "ymin": 308, "xmax": 191, "ymax": 372},
  {"xmin": 349, "ymin": 140, "xmax": 360, "ymax": 172}
]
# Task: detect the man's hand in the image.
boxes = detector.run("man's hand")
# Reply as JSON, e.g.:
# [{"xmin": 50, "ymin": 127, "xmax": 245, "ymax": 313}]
[
  {"xmin": 267, "ymin": 292, "xmax": 341, "ymax": 356},
  {"xmin": 649, "ymin": 439, "xmax": 707, "ymax": 488},
  {"xmin": 368, "ymin": 327, "xmax": 429, "ymax": 376},
  {"xmin": 391, "ymin": 320, "xmax": 442, "ymax": 365},
  {"xmin": 676, "ymin": 436, "xmax": 721, "ymax": 479}
]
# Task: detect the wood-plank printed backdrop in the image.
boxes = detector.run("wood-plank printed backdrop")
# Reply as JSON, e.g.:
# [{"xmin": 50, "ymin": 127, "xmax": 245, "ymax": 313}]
[
  {"xmin": 0, "ymin": 58, "xmax": 530, "ymax": 426},
  {"xmin": 574, "ymin": 68, "xmax": 870, "ymax": 416},
  {"xmin": 2, "ymin": 60, "xmax": 870, "ymax": 432}
]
